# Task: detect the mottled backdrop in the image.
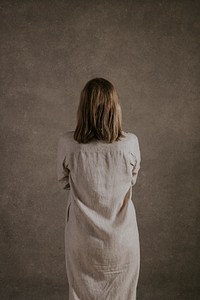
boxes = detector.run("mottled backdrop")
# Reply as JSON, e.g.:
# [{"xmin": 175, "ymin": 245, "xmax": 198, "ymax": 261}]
[{"xmin": 0, "ymin": 0, "xmax": 199, "ymax": 299}]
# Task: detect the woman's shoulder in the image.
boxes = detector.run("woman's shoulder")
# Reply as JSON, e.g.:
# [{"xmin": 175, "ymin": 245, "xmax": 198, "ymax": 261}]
[{"xmin": 122, "ymin": 131, "xmax": 139, "ymax": 142}]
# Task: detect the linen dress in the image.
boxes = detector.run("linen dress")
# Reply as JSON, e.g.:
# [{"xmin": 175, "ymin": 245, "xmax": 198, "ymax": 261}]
[{"xmin": 56, "ymin": 130, "xmax": 141, "ymax": 300}]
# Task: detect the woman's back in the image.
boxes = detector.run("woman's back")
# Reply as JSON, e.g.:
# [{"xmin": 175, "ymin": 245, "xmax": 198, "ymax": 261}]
[{"xmin": 57, "ymin": 129, "xmax": 141, "ymax": 300}]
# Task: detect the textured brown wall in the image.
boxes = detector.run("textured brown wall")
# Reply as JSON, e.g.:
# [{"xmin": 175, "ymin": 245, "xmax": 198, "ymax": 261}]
[{"xmin": 0, "ymin": 0, "xmax": 199, "ymax": 299}]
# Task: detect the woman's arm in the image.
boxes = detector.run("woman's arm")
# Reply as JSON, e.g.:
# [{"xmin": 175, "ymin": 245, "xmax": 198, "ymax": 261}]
[
  {"xmin": 130, "ymin": 136, "xmax": 141, "ymax": 187},
  {"xmin": 56, "ymin": 135, "xmax": 70, "ymax": 190}
]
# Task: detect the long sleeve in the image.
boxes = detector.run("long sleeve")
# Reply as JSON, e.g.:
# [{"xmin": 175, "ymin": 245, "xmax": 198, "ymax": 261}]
[
  {"xmin": 56, "ymin": 135, "xmax": 70, "ymax": 190},
  {"xmin": 130, "ymin": 136, "xmax": 141, "ymax": 187}
]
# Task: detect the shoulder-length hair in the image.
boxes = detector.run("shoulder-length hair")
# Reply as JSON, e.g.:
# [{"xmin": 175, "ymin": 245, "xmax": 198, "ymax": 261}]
[{"xmin": 74, "ymin": 78, "xmax": 125, "ymax": 143}]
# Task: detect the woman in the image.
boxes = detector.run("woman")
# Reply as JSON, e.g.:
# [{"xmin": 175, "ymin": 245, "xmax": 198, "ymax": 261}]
[{"xmin": 57, "ymin": 78, "xmax": 141, "ymax": 300}]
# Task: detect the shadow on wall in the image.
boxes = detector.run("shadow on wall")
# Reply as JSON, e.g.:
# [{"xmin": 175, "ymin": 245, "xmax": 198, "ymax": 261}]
[
  {"xmin": 1, "ymin": 276, "xmax": 69, "ymax": 300},
  {"xmin": 0, "ymin": 210, "xmax": 69, "ymax": 300}
]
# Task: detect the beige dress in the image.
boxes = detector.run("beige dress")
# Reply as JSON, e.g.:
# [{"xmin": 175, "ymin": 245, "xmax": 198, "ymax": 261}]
[{"xmin": 56, "ymin": 130, "xmax": 141, "ymax": 300}]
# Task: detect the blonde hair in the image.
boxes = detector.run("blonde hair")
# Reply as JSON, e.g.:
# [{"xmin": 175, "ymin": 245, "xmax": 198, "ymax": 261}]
[{"xmin": 74, "ymin": 78, "xmax": 125, "ymax": 143}]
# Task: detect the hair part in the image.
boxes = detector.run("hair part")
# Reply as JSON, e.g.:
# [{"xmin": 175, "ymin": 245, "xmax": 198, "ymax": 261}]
[{"xmin": 74, "ymin": 78, "xmax": 125, "ymax": 143}]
